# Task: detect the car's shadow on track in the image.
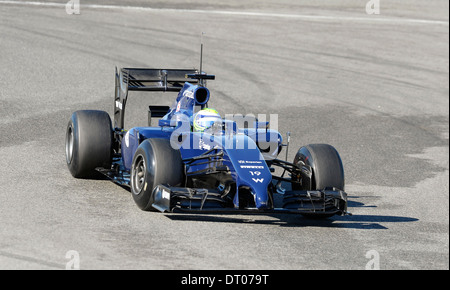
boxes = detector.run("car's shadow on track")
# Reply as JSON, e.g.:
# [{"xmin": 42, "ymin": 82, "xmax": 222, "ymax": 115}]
[
  {"xmin": 163, "ymin": 196, "xmax": 418, "ymax": 229},
  {"xmin": 164, "ymin": 213, "xmax": 417, "ymax": 229}
]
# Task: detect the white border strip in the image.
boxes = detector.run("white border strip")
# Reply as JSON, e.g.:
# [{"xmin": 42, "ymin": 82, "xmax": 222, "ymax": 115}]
[{"xmin": 1, "ymin": 0, "xmax": 448, "ymax": 26}]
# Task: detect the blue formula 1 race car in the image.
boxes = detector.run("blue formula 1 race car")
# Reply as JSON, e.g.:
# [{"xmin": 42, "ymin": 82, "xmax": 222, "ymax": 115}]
[{"xmin": 65, "ymin": 67, "xmax": 349, "ymax": 218}]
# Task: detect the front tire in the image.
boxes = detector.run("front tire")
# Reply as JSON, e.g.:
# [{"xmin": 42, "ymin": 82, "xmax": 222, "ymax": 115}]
[
  {"xmin": 289, "ymin": 144, "xmax": 345, "ymax": 218},
  {"xmin": 65, "ymin": 110, "xmax": 113, "ymax": 178},
  {"xmin": 130, "ymin": 138, "xmax": 184, "ymax": 211},
  {"xmin": 293, "ymin": 144, "xmax": 345, "ymax": 191}
]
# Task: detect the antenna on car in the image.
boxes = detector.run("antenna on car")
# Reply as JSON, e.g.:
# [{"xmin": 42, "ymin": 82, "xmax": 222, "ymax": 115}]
[
  {"xmin": 186, "ymin": 32, "xmax": 215, "ymax": 86},
  {"xmin": 200, "ymin": 32, "xmax": 205, "ymax": 75}
]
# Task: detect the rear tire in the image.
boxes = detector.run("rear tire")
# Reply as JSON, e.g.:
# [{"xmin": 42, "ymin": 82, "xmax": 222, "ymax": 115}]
[
  {"xmin": 65, "ymin": 110, "xmax": 113, "ymax": 178},
  {"xmin": 130, "ymin": 138, "xmax": 184, "ymax": 211}
]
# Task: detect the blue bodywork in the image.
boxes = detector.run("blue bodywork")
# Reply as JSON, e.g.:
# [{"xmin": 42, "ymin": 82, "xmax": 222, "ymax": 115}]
[{"xmin": 121, "ymin": 82, "xmax": 282, "ymax": 210}]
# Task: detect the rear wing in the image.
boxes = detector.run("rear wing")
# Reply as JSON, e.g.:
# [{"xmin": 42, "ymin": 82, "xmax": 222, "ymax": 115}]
[{"xmin": 114, "ymin": 68, "xmax": 200, "ymax": 129}]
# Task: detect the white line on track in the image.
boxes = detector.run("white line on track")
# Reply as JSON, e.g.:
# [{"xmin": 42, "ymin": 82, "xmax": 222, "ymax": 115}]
[{"xmin": 1, "ymin": 0, "xmax": 448, "ymax": 26}]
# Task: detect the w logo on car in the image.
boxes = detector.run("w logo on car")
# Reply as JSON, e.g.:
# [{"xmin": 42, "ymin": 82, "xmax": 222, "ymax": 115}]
[{"xmin": 252, "ymin": 178, "xmax": 264, "ymax": 183}]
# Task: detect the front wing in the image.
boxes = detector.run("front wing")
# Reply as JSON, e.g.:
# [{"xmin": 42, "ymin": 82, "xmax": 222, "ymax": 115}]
[{"xmin": 152, "ymin": 185, "xmax": 350, "ymax": 216}]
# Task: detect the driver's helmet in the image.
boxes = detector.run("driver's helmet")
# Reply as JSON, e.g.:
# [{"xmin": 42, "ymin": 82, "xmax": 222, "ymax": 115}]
[{"xmin": 193, "ymin": 108, "xmax": 221, "ymax": 132}]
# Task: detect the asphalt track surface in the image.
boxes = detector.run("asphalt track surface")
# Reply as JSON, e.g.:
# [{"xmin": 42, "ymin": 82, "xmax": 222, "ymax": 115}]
[{"xmin": 0, "ymin": 0, "xmax": 448, "ymax": 270}]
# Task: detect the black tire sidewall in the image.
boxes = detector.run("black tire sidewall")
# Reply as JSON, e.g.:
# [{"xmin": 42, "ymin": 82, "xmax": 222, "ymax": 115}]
[
  {"xmin": 131, "ymin": 141, "xmax": 156, "ymax": 210},
  {"xmin": 294, "ymin": 144, "xmax": 345, "ymax": 191},
  {"xmin": 131, "ymin": 138, "xmax": 184, "ymax": 211},
  {"xmin": 66, "ymin": 110, "xmax": 112, "ymax": 178}
]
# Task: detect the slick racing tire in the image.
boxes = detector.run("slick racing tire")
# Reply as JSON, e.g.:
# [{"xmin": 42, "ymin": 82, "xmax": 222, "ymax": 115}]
[
  {"xmin": 292, "ymin": 144, "xmax": 345, "ymax": 191},
  {"xmin": 130, "ymin": 138, "xmax": 184, "ymax": 211},
  {"xmin": 65, "ymin": 110, "xmax": 113, "ymax": 178},
  {"xmin": 289, "ymin": 144, "xmax": 345, "ymax": 219}
]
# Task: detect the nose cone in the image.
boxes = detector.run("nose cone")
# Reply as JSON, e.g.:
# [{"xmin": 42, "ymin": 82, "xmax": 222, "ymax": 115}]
[{"xmin": 224, "ymin": 134, "xmax": 272, "ymax": 209}]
